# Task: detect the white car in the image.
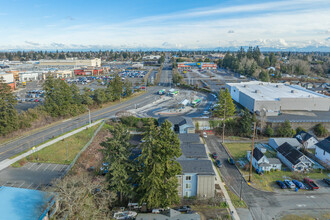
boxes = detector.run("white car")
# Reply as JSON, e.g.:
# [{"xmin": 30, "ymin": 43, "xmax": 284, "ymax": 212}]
[{"xmin": 203, "ymin": 132, "xmax": 207, "ymax": 138}]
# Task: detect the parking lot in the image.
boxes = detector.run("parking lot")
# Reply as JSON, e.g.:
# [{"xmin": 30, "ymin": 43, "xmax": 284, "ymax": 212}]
[{"xmin": 0, "ymin": 162, "xmax": 68, "ymax": 190}]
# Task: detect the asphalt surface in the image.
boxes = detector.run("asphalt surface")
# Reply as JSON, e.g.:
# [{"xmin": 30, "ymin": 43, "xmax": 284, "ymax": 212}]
[
  {"xmin": 206, "ymin": 135, "xmax": 330, "ymax": 220},
  {"xmin": 0, "ymin": 60, "xmax": 174, "ymax": 162},
  {"xmin": 0, "ymin": 162, "xmax": 68, "ymax": 190}
]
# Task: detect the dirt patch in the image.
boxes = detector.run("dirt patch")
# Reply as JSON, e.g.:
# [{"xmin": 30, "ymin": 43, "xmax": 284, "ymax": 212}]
[{"xmin": 72, "ymin": 128, "xmax": 112, "ymax": 175}]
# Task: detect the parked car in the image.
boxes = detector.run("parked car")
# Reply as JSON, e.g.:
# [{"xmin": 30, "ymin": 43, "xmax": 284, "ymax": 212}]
[
  {"xmin": 215, "ymin": 160, "xmax": 222, "ymax": 168},
  {"xmin": 203, "ymin": 132, "xmax": 207, "ymax": 138},
  {"xmin": 284, "ymin": 179, "xmax": 296, "ymax": 189},
  {"xmin": 323, "ymin": 178, "xmax": 330, "ymax": 185},
  {"xmin": 175, "ymin": 206, "xmax": 191, "ymax": 212},
  {"xmin": 228, "ymin": 157, "xmax": 235, "ymax": 165},
  {"xmin": 276, "ymin": 180, "xmax": 287, "ymax": 189},
  {"xmin": 292, "ymin": 180, "xmax": 305, "ymax": 189},
  {"xmin": 212, "ymin": 152, "xmax": 218, "ymax": 159},
  {"xmin": 303, "ymin": 178, "xmax": 319, "ymax": 190}
]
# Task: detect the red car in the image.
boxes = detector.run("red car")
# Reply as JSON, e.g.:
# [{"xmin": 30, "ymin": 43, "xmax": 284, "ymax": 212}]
[
  {"xmin": 212, "ymin": 152, "xmax": 218, "ymax": 159},
  {"xmin": 303, "ymin": 178, "xmax": 319, "ymax": 190}
]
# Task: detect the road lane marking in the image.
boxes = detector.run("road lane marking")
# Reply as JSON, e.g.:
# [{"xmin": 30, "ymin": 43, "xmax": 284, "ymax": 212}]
[
  {"xmin": 27, "ymin": 183, "xmax": 34, "ymax": 189},
  {"xmin": 28, "ymin": 163, "xmax": 37, "ymax": 170},
  {"xmin": 18, "ymin": 182, "xmax": 25, "ymax": 188}
]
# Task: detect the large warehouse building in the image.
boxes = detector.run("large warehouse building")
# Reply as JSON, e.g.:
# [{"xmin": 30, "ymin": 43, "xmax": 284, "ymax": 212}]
[
  {"xmin": 177, "ymin": 62, "xmax": 217, "ymax": 70},
  {"xmin": 226, "ymin": 81, "xmax": 330, "ymax": 116},
  {"xmin": 38, "ymin": 58, "xmax": 101, "ymax": 67}
]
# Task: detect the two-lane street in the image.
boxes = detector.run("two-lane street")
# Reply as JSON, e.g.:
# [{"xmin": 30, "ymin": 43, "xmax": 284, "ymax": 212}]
[{"xmin": 206, "ymin": 135, "xmax": 330, "ymax": 220}]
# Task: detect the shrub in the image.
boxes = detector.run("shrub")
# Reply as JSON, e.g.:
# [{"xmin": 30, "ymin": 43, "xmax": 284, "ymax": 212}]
[{"xmin": 313, "ymin": 123, "xmax": 328, "ymax": 137}]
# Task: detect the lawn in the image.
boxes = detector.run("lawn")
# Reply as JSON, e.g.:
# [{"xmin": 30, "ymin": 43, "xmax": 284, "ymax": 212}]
[
  {"xmin": 13, "ymin": 124, "xmax": 100, "ymax": 167},
  {"xmin": 224, "ymin": 142, "xmax": 330, "ymax": 192},
  {"xmin": 224, "ymin": 143, "xmax": 251, "ymax": 159},
  {"xmin": 224, "ymin": 186, "xmax": 247, "ymax": 208}
]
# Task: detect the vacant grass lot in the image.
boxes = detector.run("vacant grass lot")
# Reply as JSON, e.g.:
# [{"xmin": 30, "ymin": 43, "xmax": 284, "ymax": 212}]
[
  {"xmin": 225, "ymin": 143, "xmax": 329, "ymax": 192},
  {"xmin": 13, "ymin": 124, "xmax": 99, "ymax": 167},
  {"xmin": 225, "ymin": 143, "xmax": 251, "ymax": 159}
]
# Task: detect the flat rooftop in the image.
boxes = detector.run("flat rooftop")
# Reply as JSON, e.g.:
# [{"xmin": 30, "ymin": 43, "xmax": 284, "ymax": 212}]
[{"xmin": 227, "ymin": 81, "xmax": 328, "ymax": 101}]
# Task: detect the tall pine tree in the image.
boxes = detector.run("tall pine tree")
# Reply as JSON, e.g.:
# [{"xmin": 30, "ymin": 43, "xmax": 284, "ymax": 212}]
[{"xmin": 213, "ymin": 88, "xmax": 236, "ymax": 118}]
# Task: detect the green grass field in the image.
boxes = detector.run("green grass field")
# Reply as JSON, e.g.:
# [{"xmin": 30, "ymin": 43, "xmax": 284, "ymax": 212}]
[
  {"xmin": 225, "ymin": 143, "xmax": 251, "ymax": 159},
  {"xmin": 12, "ymin": 124, "xmax": 99, "ymax": 167}
]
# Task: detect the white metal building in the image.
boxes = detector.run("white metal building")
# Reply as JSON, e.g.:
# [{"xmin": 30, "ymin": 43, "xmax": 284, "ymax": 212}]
[{"xmin": 226, "ymin": 81, "xmax": 330, "ymax": 115}]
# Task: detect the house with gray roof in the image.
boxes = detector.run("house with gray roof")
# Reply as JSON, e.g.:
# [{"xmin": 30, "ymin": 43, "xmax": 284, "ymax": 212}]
[
  {"xmin": 177, "ymin": 160, "xmax": 215, "ymax": 198},
  {"xmin": 277, "ymin": 142, "xmax": 314, "ymax": 171},
  {"xmin": 269, "ymin": 138, "xmax": 302, "ymax": 150},
  {"xmin": 136, "ymin": 208, "xmax": 200, "ymax": 220},
  {"xmin": 247, "ymin": 148, "xmax": 282, "ymax": 172},
  {"xmin": 294, "ymin": 131, "xmax": 319, "ymax": 149},
  {"xmin": 158, "ymin": 116, "xmax": 195, "ymax": 134},
  {"xmin": 314, "ymin": 136, "xmax": 330, "ymax": 166}
]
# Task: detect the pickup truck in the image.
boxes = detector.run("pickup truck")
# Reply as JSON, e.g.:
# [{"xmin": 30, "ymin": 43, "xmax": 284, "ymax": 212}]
[{"xmin": 303, "ymin": 178, "xmax": 319, "ymax": 190}]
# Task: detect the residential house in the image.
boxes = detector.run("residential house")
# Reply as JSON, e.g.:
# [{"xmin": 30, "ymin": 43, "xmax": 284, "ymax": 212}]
[
  {"xmin": 277, "ymin": 142, "xmax": 314, "ymax": 171},
  {"xmin": 136, "ymin": 208, "xmax": 201, "ymax": 220},
  {"xmin": 247, "ymin": 148, "xmax": 282, "ymax": 172},
  {"xmin": 314, "ymin": 136, "xmax": 330, "ymax": 166},
  {"xmin": 269, "ymin": 138, "xmax": 302, "ymax": 150},
  {"xmin": 158, "ymin": 116, "xmax": 195, "ymax": 134},
  {"xmin": 177, "ymin": 160, "xmax": 215, "ymax": 198},
  {"xmin": 295, "ymin": 131, "xmax": 318, "ymax": 149}
]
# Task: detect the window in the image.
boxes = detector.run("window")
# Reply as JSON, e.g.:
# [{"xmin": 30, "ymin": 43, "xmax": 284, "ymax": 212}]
[
  {"xmin": 186, "ymin": 183, "xmax": 191, "ymax": 189},
  {"xmin": 185, "ymin": 191, "xmax": 191, "ymax": 197},
  {"xmin": 185, "ymin": 176, "xmax": 191, "ymax": 181},
  {"xmin": 324, "ymin": 150, "xmax": 326, "ymax": 155}
]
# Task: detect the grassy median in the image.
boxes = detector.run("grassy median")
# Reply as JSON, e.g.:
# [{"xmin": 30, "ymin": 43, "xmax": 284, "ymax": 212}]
[{"xmin": 12, "ymin": 124, "xmax": 100, "ymax": 167}]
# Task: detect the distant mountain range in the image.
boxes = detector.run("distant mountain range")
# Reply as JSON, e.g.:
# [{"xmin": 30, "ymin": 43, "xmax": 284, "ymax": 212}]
[{"xmin": 1, "ymin": 45, "xmax": 330, "ymax": 52}]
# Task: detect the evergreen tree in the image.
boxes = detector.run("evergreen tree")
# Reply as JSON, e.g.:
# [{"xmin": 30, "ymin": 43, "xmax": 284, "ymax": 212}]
[
  {"xmin": 0, "ymin": 78, "xmax": 19, "ymax": 135},
  {"xmin": 137, "ymin": 120, "xmax": 182, "ymax": 209},
  {"xmin": 264, "ymin": 125, "xmax": 274, "ymax": 137},
  {"xmin": 239, "ymin": 108, "xmax": 253, "ymax": 137},
  {"xmin": 263, "ymin": 57, "xmax": 270, "ymax": 68},
  {"xmin": 213, "ymin": 88, "xmax": 235, "ymax": 117},
  {"xmin": 277, "ymin": 120, "xmax": 294, "ymax": 137},
  {"xmin": 259, "ymin": 70, "xmax": 270, "ymax": 82},
  {"xmin": 313, "ymin": 123, "xmax": 328, "ymax": 137},
  {"xmin": 109, "ymin": 74, "xmax": 123, "ymax": 101},
  {"xmin": 101, "ymin": 123, "xmax": 133, "ymax": 202}
]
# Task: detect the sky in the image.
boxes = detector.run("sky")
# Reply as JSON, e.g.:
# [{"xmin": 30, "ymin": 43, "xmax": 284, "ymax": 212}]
[{"xmin": 0, "ymin": 0, "xmax": 329, "ymax": 50}]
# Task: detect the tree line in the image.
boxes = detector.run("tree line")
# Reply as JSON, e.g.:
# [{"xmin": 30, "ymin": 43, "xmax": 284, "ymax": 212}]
[{"xmin": 0, "ymin": 74, "xmax": 133, "ymax": 136}]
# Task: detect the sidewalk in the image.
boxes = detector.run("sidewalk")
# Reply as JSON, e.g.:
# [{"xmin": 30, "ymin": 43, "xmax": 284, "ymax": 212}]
[
  {"xmin": 204, "ymin": 142, "xmax": 240, "ymax": 220},
  {"xmin": 0, "ymin": 120, "xmax": 102, "ymax": 172}
]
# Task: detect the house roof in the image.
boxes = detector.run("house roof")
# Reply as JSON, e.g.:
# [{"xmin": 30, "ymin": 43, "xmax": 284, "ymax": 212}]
[
  {"xmin": 270, "ymin": 138, "xmax": 301, "ymax": 148},
  {"xmin": 158, "ymin": 116, "xmax": 194, "ymax": 127},
  {"xmin": 253, "ymin": 147, "xmax": 264, "ymax": 161},
  {"xmin": 178, "ymin": 133, "xmax": 201, "ymax": 144},
  {"xmin": 294, "ymin": 131, "xmax": 317, "ymax": 143},
  {"xmin": 136, "ymin": 209, "xmax": 200, "ymax": 220},
  {"xmin": 0, "ymin": 186, "xmax": 56, "ymax": 220},
  {"xmin": 268, "ymin": 158, "xmax": 282, "ymax": 165},
  {"xmin": 179, "ymin": 143, "xmax": 207, "ymax": 159},
  {"xmin": 315, "ymin": 136, "xmax": 330, "ymax": 154},
  {"xmin": 277, "ymin": 142, "xmax": 304, "ymax": 165},
  {"xmin": 178, "ymin": 160, "xmax": 215, "ymax": 175}
]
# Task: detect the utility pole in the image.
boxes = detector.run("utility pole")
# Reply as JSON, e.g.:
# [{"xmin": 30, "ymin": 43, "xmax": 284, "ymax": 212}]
[
  {"xmin": 222, "ymin": 97, "xmax": 226, "ymax": 143},
  {"xmin": 248, "ymin": 122, "xmax": 257, "ymax": 182},
  {"xmin": 239, "ymin": 177, "xmax": 243, "ymax": 201}
]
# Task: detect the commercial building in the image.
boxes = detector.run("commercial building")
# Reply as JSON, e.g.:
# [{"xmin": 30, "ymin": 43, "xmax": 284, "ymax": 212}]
[
  {"xmin": 177, "ymin": 62, "xmax": 217, "ymax": 70},
  {"xmin": 0, "ymin": 186, "xmax": 57, "ymax": 220},
  {"xmin": 0, "ymin": 72, "xmax": 16, "ymax": 90},
  {"xmin": 142, "ymin": 55, "xmax": 161, "ymax": 60},
  {"xmin": 74, "ymin": 68, "xmax": 103, "ymax": 76},
  {"xmin": 226, "ymin": 81, "xmax": 330, "ymax": 116},
  {"xmin": 38, "ymin": 58, "xmax": 101, "ymax": 67}
]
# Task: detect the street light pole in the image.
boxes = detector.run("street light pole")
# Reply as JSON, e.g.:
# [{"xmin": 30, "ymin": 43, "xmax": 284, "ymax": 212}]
[
  {"xmin": 239, "ymin": 177, "xmax": 243, "ymax": 201},
  {"xmin": 87, "ymin": 108, "xmax": 91, "ymax": 125}
]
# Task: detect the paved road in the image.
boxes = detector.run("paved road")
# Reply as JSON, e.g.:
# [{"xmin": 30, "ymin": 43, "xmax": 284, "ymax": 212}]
[
  {"xmin": 0, "ymin": 86, "xmax": 163, "ymax": 162},
  {"xmin": 206, "ymin": 135, "xmax": 330, "ymax": 220}
]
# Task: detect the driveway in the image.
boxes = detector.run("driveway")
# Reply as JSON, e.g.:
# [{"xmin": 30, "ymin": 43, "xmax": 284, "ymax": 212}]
[{"xmin": 206, "ymin": 135, "xmax": 330, "ymax": 220}]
